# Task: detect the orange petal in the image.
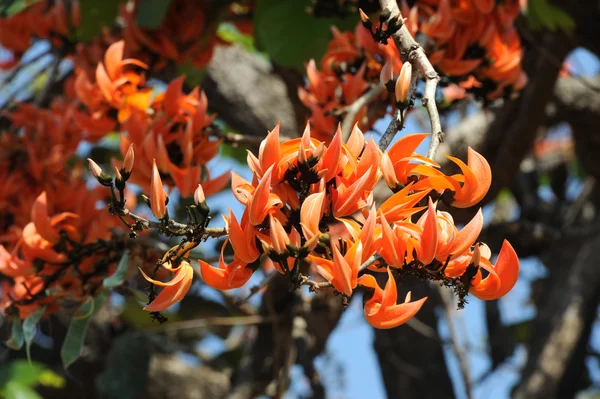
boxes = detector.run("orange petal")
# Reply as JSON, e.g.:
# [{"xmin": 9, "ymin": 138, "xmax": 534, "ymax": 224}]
[
  {"xmin": 300, "ymin": 191, "xmax": 325, "ymax": 240},
  {"xmin": 471, "ymin": 240, "xmax": 519, "ymax": 300},
  {"xmin": 419, "ymin": 198, "xmax": 438, "ymax": 265},
  {"xmin": 142, "ymin": 262, "xmax": 194, "ymax": 312},
  {"xmin": 449, "ymin": 208, "xmax": 483, "ymax": 259},
  {"xmin": 31, "ymin": 192, "xmax": 59, "ymax": 243},
  {"xmin": 150, "ymin": 160, "xmax": 167, "ymax": 219}
]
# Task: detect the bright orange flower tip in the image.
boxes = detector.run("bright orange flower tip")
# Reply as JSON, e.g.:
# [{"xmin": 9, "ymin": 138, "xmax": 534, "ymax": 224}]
[
  {"xmin": 359, "ymin": 270, "xmax": 427, "ymax": 329},
  {"xmin": 140, "ymin": 261, "xmax": 194, "ymax": 312},
  {"xmin": 470, "ymin": 240, "xmax": 520, "ymax": 301},
  {"xmin": 150, "ymin": 160, "xmax": 167, "ymax": 219},
  {"xmin": 446, "ymin": 147, "xmax": 492, "ymax": 208}
]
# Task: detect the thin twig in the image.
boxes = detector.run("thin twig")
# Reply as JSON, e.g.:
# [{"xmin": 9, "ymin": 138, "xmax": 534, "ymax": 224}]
[
  {"xmin": 438, "ymin": 287, "xmax": 474, "ymax": 399},
  {"xmin": 378, "ymin": 0, "xmax": 443, "ymax": 159},
  {"xmin": 341, "ymin": 83, "xmax": 385, "ymax": 141},
  {"xmin": 151, "ymin": 314, "xmax": 276, "ymax": 331},
  {"xmin": 358, "ymin": 253, "xmax": 383, "ymax": 273},
  {"xmin": 563, "ymin": 177, "xmax": 595, "ymax": 227},
  {"xmin": 298, "ymin": 275, "xmax": 332, "ymax": 292},
  {"xmin": 116, "ymin": 207, "xmax": 227, "ymax": 238},
  {"xmin": 378, "ymin": 108, "xmax": 403, "ymax": 151}
]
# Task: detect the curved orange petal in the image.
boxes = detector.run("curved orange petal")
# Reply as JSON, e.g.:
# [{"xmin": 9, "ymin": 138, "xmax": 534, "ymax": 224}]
[
  {"xmin": 449, "ymin": 208, "xmax": 483, "ymax": 259},
  {"xmin": 142, "ymin": 262, "xmax": 194, "ymax": 312},
  {"xmin": 300, "ymin": 191, "xmax": 325, "ymax": 240},
  {"xmin": 470, "ymin": 240, "xmax": 519, "ymax": 300}
]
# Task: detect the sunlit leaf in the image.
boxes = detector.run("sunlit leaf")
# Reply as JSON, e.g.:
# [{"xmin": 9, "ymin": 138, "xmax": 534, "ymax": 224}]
[
  {"xmin": 1, "ymin": 0, "xmax": 41, "ymax": 17},
  {"xmin": 3, "ymin": 381, "xmax": 42, "ymax": 399},
  {"xmin": 217, "ymin": 22, "xmax": 255, "ymax": 52}
]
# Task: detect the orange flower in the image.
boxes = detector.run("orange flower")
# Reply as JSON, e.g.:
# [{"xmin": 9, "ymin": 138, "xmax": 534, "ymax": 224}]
[
  {"xmin": 140, "ymin": 260, "xmax": 194, "ymax": 312},
  {"xmin": 470, "ymin": 240, "xmax": 520, "ymax": 300},
  {"xmin": 310, "ymin": 240, "xmax": 362, "ymax": 296},
  {"xmin": 199, "ymin": 239, "xmax": 254, "ymax": 290},
  {"xmin": 247, "ymin": 166, "xmax": 283, "ymax": 226},
  {"xmin": 358, "ymin": 271, "xmax": 427, "ymax": 329},
  {"xmin": 444, "ymin": 147, "xmax": 492, "ymax": 208},
  {"xmin": 224, "ymin": 209, "xmax": 260, "ymax": 264}
]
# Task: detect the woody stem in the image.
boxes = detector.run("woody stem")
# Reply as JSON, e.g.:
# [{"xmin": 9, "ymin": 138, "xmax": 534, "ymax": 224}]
[{"xmin": 378, "ymin": 0, "xmax": 444, "ymax": 159}]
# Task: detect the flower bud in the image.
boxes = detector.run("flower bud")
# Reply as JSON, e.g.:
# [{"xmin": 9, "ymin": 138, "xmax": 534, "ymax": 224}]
[
  {"xmin": 123, "ymin": 144, "xmax": 134, "ymax": 175},
  {"xmin": 194, "ymin": 184, "xmax": 205, "ymax": 206},
  {"xmin": 379, "ymin": 60, "xmax": 393, "ymax": 86},
  {"xmin": 87, "ymin": 158, "xmax": 112, "ymax": 186},
  {"xmin": 150, "ymin": 160, "xmax": 167, "ymax": 219},
  {"xmin": 194, "ymin": 183, "xmax": 210, "ymax": 218},
  {"xmin": 114, "ymin": 166, "xmax": 125, "ymax": 190},
  {"xmin": 359, "ymin": 8, "xmax": 372, "ymax": 29},
  {"xmin": 269, "ymin": 215, "xmax": 290, "ymax": 255},
  {"xmin": 395, "ymin": 61, "xmax": 412, "ymax": 103}
]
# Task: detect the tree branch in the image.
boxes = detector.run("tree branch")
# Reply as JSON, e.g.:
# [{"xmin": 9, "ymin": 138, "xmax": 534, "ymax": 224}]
[{"xmin": 378, "ymin": 0, "xmax": 443, "ymax": 159}]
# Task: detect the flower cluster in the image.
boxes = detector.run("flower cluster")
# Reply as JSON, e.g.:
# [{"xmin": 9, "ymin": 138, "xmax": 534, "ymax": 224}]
[
  {"xmin": 121, "ymin": 0, "xmax": 221, "ymax": 69},
  {"xmin": 140, "ymin": 123, "xmax": 519, "ymax": 329},
  {"xmin": 0, "ymin": 0, "xmax": 80, "ymax": 69},
  {"xmin": 299, "ymin": 23, "xmax": 401, "ymax": 143},
  {"xmin": 0, "ymin": 101, "xmax": 127, "ymax": 319},
  {"xmin": 401, "ymin": 0, "xmax": 526, "ymax": 101},
  {"xmin": 75, "ymin": 40, "xmax": 228, "ymax": 197},
  {"xmin": 0, "ymin": 0, "xmax": 253, "ymax": 71}
]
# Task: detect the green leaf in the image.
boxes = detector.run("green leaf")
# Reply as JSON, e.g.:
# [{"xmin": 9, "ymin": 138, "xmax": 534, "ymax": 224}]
[
  {"xmin": 76, "ymin": 0, "xmax": 122, "ymax": 41},
  {"xmin": 253, "ymin": 0, "xmax": 358, "ymax": 70},
  {"xmin": 22, "ymin": 306, "xmax": 46, "ymax": 366},
  {"xmin": 3, "ymin": 381, "xmax": 42, "ymax": 399},
  {"xmin": 0, "ymin": 360, "xmax": 66, "ymax": 394},
  {"xmin": 1, "ymin": 0, "xmax": 40, "ymax": 17},
  {"xmin": 60, "ymin": 293, "xmax": 107, "ymax": 369},
  {"xmin": 0, "ymin": 360, "xmax": 43, "ymax": 387},
  {"xmin": 135, "ymin": 0, "xmax": 172, "ymax": 29},
  {"xmin": 103, "ymin": 251, "xmax": 129, "ymax": 289},
  {"xmin": 5, "ymin": 319, "xmax": 24, "ymax": 350},
  {"xmin": 527, "ymin": 0, "xmax": 575, "ymax": 32},
  {"xmin": 217, "ymin": 22, "xmax": 255, "ymax": 52}
]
